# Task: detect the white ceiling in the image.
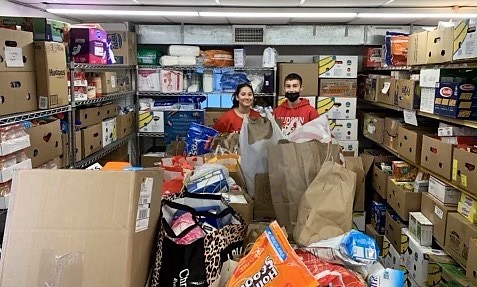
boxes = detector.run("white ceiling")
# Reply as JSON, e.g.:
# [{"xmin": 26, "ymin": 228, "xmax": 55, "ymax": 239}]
[{"xmin": 9, "ymin": 0, "xmax": 477, "ymax": 25}]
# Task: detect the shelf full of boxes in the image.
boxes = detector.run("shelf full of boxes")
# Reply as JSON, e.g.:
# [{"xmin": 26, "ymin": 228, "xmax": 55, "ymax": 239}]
[{"xmin": 359, "ymin": 18, "xmax": 477, "ymax": 287}]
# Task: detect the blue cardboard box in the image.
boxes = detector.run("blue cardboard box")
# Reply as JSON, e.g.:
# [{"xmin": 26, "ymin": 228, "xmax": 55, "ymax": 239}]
[{"xmin": 434, "ymin": 82, "xmax": 477, "ymax": 119}]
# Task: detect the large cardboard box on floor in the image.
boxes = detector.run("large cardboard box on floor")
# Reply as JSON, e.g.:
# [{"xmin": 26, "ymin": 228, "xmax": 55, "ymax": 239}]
[
  {"xmin": 107, "ymin": 31, "xmax": 137, "ymax": 65},
  {"xmin": 278, "ymin": 63, "xmax": 318, "ymax": 96},
  {"xmin": 24, "ymin": 119, "xmax": 63, "ymax": 168},
  {"xmin": 408, "ymin": 31, "xmax": 429, "ymax": 66},
  {"xmin": 427, "ymin": 27, "xmax": 454, "ymax": 64},
  {"xmin": 467, "ymin": 237, "xmax": 477, "ymax": 286},
  {"xmin": 421, "ymin": 135, "xmax": 453, "ymax": 180},
  {"xmin": 452, "ymin": 147, "xmax": 477, "ymax": 196},
  {"xmin": 0, "ymin": 28, "xmax": 35, "ymax": 72},
  {"xmin": 0, "ymin": 169, "xmax": 163, "ymax": 287},
  {"xmin": 445, "ymin": 212, "xmax": 477, "ymax": 268},
  {"xmin": 0, "ymin": 72, "xmax": 37, "ymax": 116},
  {"xmin": 387, "ymin": 178, "xmax": 422, "ymax": 221},
  {"xmin": 421, "ymin": 192, "xmax": 457, "ymax": 246},
  {"xmin": 34, "ymin": 41, "xmax": 69, "ymax": 109}
]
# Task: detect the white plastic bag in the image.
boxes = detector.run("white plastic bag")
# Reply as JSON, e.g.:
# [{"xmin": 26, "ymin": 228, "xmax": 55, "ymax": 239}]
[
  {"xmin": 262, "ymin": 47, "xmax": 278, "ymax": 68},
  {"xmin": 239, "ymin": 111, "xmax": 282, "ymax": 198},
  {"xmin": 287, "ymin": 115, "xmax": 332, "ymax": 143}
]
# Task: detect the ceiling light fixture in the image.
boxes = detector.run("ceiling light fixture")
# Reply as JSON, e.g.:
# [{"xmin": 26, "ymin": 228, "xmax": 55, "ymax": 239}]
[
  {"xmin": 214, "ymin": 0, "xmax": 221, "ymax": 4},
  {"xmin": 46, "ymin": 8, "xmax": 199, "ymax": 16},
  {"xmin": 384, "ymin": 0, "xmax": 395, "ymax": 4},
  {"xmin": 357, "ymin": 13, "xmax": 477, "ymax": 18},
  {"xmin": 198, "ymin": 12, "xmax": 357, "ymax": 18}
]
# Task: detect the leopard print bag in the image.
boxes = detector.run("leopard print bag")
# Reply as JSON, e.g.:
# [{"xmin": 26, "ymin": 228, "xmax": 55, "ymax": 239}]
[{"xmin": 151, "ymin": 192, "xmax": 246, "ymax": 287}]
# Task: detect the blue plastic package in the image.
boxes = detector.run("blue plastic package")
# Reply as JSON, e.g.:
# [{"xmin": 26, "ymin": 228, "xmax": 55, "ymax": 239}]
[
  {"xmin": 340, "ymin": 229, "xmax": 379, "ymax": 263},
  {"xmin": 186, "ymin": 122, "xmax": 218, "ymax": 156},
  {"xmin": 368, "ymin": 268, "xmax": 405, "ymax": 287}
]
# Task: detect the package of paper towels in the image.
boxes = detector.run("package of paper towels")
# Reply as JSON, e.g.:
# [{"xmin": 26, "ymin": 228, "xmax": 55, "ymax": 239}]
[
  {"xmin": 168, "ymin": 45, "xmax": 200, "ymax": 57},
  {"xmin": 159, "ymin": 56, "xmax": 179, "ymax": 66},
  {"xmin": 178, "ymin": 56, "xmax": 197, "ymax": 66}
]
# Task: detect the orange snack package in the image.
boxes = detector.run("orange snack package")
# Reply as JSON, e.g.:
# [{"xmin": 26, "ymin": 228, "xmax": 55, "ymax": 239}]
[{"xmin": 227, "ymin": 221, "xmax": 318, "ymax": 287}]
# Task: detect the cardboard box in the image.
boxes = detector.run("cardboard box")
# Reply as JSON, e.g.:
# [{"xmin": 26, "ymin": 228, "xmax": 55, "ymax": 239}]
[
  {"xmin": 117, "ymin": 112, "xmax": 134, "ymax": 139},
  {"xmin": 396, "ymin": 126, "xmax": 432, "ymax": 164},
  {"xmin": 381, "ymin": 236, "xmax": 403, "ymax": 270},
  {"xmin": 204, "ymin": 109, "xmax": 225, "ymax": 127},
  {"xmin": 97, "ymin": 72, "xmax": 118, "ymax": 95},
  {"xmin": 372, "ymin": 163, "xmax": 390, "ymax": 199},
  {"xmin": 445, "ymin": 212, "xmax": 477, "ymax": 268},
  {"xmin": 454, "ymin": 18, "xmax": 477, "ymax": 61},
  {"xmin": 427, "ymin": 27, "xmax": 454, "ymax": 64},
  {"xmin": 34, "ymin": 42, "xmax": 69, "ymax": 109},
  {"xmin": 376, "ymin": 78, "xmax": 397, "ymax": 105},
  {"xmin": 233, "ymin": 48, "xmax": 245, "ymax": 67},
  {"xmin": 24, "ymin": 119, "xmax": 62, "ymax": 168},
  {"xmin": 60, "ymin": 131, "xmax": 83, "ymax": 167},
  {"xmin": 434, "ymin": 82, "xmax": 477, "ymax": 119},
  {"xmin": 0, "ymin": 135, "xmax": 30, "ymax": 156},
  {"xmin": 364, "ymin": 75, "xmax": 389, "ymax": 102},
  {"xmin": 107, "ymin": 31, "xmax": 137, "ymax": 65},
  {"xmin": 0, "ymin": 28, "xmax": 34, "ymax": 72},
  {"xmin": 138, "ymin": 68, "xmax": 160, "ymax": 91},
  {"xmin": 371, "ymin": 201, "xmax": 387, "ymax": 234},
  {"xmin": 457, "ymin": 193, "xmax": 477, "ymax": 224},
  {"xmin": 403, "ymin": 228, "xmax": 447, "ymax": 286},
  {"xmin": 453, "ymin": 148, "xmax": 477, "ymax": 195},
  {"xmin": 421, "ymin": 136, "xmax": 453, "ymax": 180},
  {"xmin": 387, "ymin": 178, "xmax": 422, "ymax": 221},
  {"xmin": 363, "ymin": 114, "xmax": 385, "ymax": 144},
  {"xmin": 318, "ymin": 55, "xmax": 358, "ymax": 79},
  {"xmin": 0, "ymin": 159, "xmax": 32, "ymax": 183},
  {"xmin": 0, "ymin": 169, "xmax": 163, "ymax": 287},
  {"xmin": 420, "ymin": 87, "xmax": 436, "ymax": 114},
  {"xmin": 279, "ymin": 63, "xmax": 318, "ymax": 96},
  {"xmin": 317, "ymin": 97, "xmax": 357, "ymax": 119},
  {"xmin": 99, "ymin": 103, "xmax": 119, "ymax": 121},
  {"xmin": 385, "ymin": 211, "xmax": 409, "ymax": 254},
  {"xmin": 366, "ymin": 224, "xmax": 384, "ymax": 251},
  {"xmin": 338, "ymin": 140, "xmax": 358, "ymax": 157},
  {"xmin": 226, "ymin": 192, "xmax": 253, "ymax": 223},
  {"xmin": 439, "ymin": 125, "xmax": 477, "ymax": 137},
  {"xmin": 408, "ymin": 31, "xmax": 429, "ymax": 66},
  {"xmin": 141, "ymin": 152, "xmax": 165, "ymax": 168},
  {"xmin": 253, "ymin": 173, "xmax": 275, "ymax": 221},
  {"xmin": 102, "ymin": 117, "xmax": 117, "ymax": 147},
  {"xmin": 76, "ymin": 107, "xmax": 102, "ymax": 128},
  {"xmin": 429, "ymin": 176, "xmax": 460, "ymax": 206},
  {"xmin": 409, "ymin": 212, "xmax": 433, "ymax": 247},
  {"xmin": 363, "ymin": 47, "xmax": 382, "ymax": 68},
  {"xmin": 384, "ymin": 117, "xmax": 403, "ymax": 151},
  {"xmin": 70, "ymin": 27, "xmax": 107, "ymax": 64},
  {"xmin": 0, "ymin": 17, "xmax": 70, "ymax": 42},
  {"xmin": 397, "ymin": 79, "xmax": 420, "ymax": 110},
  {"xmin": 319, "ymin": 79, "xmax": 357, "ymax": 97},
  {"xmin": 98, "ymin": 145, "xmax": 129, "ymax": 166},
  {"xmin": 164, "ymin": 110, "xmax": 205, "ymax": 143},
  {"xmin": 352, "ymin": 211, "xmax": 366, "ymax": 232},
  {"xmin": 0, "ymin": 72, "xmax": 37, "ymax": 116},
  {"xmin": 329, "ymin": 119, "xmax": 358, "ymax": 141},
  {"xmin": 467, "ymin": 238, "xmax": 477, "ymax": 286},
  {"xmin": 139, "ymin": 111, "xmax": 164, "ymax": 133},
  {"xmin": 421, "ymin": 192, "xmax": 457, "ymax": 246},
  {"xmin": 82, "ymin": 123, "xmax": 103, "ymax": 158}
]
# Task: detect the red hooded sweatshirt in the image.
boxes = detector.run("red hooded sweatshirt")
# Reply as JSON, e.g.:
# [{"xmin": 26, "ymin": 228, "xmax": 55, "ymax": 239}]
[{"xmin": 274, "ymin": 98, "xmax": 319, "ymax": 133}]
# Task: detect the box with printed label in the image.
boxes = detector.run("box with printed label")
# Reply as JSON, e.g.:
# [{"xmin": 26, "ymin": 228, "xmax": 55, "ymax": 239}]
[
  {"xmin": 457, "ymin": 193, "xmax": 477, "ymax": 224},
  {"xmin": 138, "ymin": 68, "xmax": 160, "ymax": 91},
  {"xmin": 102, "ymin": 117, "xmax": 117, "ymax": 147},
  {"xmin": 381, "ymin": 236, "xmax": 404, "ymax": 270},
  {"xmin": 397, "ymin": 79, "xmax": 421, "ymax": 110},
  {"xmin": 352, "ymin": 211, "xmax": 366, "ymax": 232},
  {"xmin": 233, "ymin": 49, "xmax": 245, "ymax": 67},
  {"xmin": 453, "ymin": 19, "xmax": 477, "ymax": 61},
  {"xmin": 139, "ymin": 111, "xmax": 164, "ymax": 133},
  {"xmin": 329, "ymin": 119, "xmax": 358, "ymax": 141},
  {"xmin": 467, "ymin": 237, "xmax": 477, "ymax": 286},
  {"xmin": 317, "ymin": 55, "xmax": 358, "ymax": 79},
  {"xmin": 338, "ymin": 140, "xmax": 358, "ymax": 157},
  {"xmin": 70, "ymin": 27, "xmax": 107, "ymax": 64},
  {"xmin": 372, "ymin": 163, "xmax": 390, "ymax": 199},
  {"xmin": 279, "ymin": 63, "xmax": 318, "ymax": 96},
  {"xmin": 96, "ymin": 72, "xmax": 118, "ymax": 95},
  {"xmin": 0, "ymin": 17, "xmax": 70, "ymax": 42},
  {"xmin": 107, "ymin": 31, "xmax": 137, "ymax": 65},
  {"xmin": 317, "ymin": 97, "xmax": 357, "ymax": 119},
  {"xmin": 82, "ymin": 123, "xmax": 103, "ymax": 158},
  {"xmin": 385, "ymin": 211, "xmax": 409, "ymax": 254},
  {"xmin": 364, "ymin": 48, "xmax": 382, "ymax": 68},
  {"xmin": 0, "ymin": 169, "xmax": 163, "ymax": 287},
  {"xmin": 396, "ymin": 126, "xmax": 434, "ymax": 164},
  {"xmin": 319, "ymin": 79, "xmax": 357, "ymax": 97},
  {"xmin": 160, "ymin": 70, "xmax": 183, "ymax": 93},
  {"xmin": 363, "ymin": 114, "xmax": 385, "ymax": 144},
  {"xmin": 34, "ymin": 41, "xmax": 69, "ymax": 109},
  {"xmin": 0, "ymin": 28, "xmax": 34, "ymax": 72},
  {"xmin": 434, "ymin": 82, "xmax": 477, "ymax": 119},
  {"xmin": 0, "ymin": 72, "xmax": 38, "ymax": 116},
  {"xmin": 429, "ymin": 176, "xmax": 460, "ymax": 205},
  {"xmin": 403, "ymin": 228, "xmax": 447, "ymax": 286},
  {"xmin": 24, "ymin": 119, "xmax": 63, "ymax": 168},
  {"xmin": 384, "ymin": 117, "xmax": 403, "ymax": 151},
  {"xmin": 117, "ymin": 112, "xmax": 134, "ymax": 139},
  {"xmin": 421, "ymin": 135, "xmax": 454, "ymax": 180},
  {"xmin": 366, "ymin": 224, "xmax": 384, "ymax": 251},
  {"xmin": 387, "ymin": 178, "xmax": 422, "ymax": 221},
  {"xmin": 426, "ymin": 27, "xmax": 454, "ymax": 64},
  {"xmin": 421, "ymin": 192, "xmax": 457, "ymax": 246},
  {"xmin": 408, "ymin": 31, "xmax": 429, "ymax": 66},
  {"xmin": 439, "ymin": 125, "xmax": 477, "ymax": 137},
  {"xmin": 164, "ymin": 110, "xmax": 205, "ymax": 143},
  {"xmin": 376, "ymin": 78, "xmax": 397, "ymax": 105},
  {"xmin": 409, "ymin": 212, "xmax": 433, "ymax": 247},
  {"xmin": 371, "ymin": 201, "xmax": 387, "ymax": 234},
  {"xmin": 445, "ymin": 212, "xmax": 477, "ymax": 268},
  {"xmin": 452, "ymin": 147, "xmax": 477, "ymax": 196}
]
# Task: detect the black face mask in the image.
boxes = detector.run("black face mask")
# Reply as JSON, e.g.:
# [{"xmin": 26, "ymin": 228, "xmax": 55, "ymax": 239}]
[{"xmin": 285, "ymin": 92, "xmax": 300, "ymax": 102}]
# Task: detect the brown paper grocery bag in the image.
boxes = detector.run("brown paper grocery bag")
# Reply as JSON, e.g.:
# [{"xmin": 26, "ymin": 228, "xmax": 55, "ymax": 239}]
[
  {"xmin": 344, "ymin": 156, "xmax": 366, "ymax": 212},
  {"xmin": 294, "ymin": 161, "xmax": 356, "ymax": 246},
  {"xmin": 268, "ymin": 140, "xmax": 341, "ymax": 237}
]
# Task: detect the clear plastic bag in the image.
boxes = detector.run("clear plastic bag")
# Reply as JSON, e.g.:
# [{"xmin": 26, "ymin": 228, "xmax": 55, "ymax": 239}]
[{"xmin": 287, "ymin": 115, "xmax": 333, "ymax": 143}]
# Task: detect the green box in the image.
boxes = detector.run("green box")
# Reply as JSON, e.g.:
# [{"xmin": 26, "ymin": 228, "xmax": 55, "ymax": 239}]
[
  {"xmin": 138, "ymin": 49, "xmax": 160, "ymax": 65},
  {"xmin": 0, "ymin": 17, "xmax": 70, "ymax": 42}
]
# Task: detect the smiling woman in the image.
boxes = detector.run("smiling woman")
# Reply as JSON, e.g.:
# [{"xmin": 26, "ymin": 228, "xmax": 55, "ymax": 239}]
[{"xmin": 212, "ymin": 83, "xmax": 262, "ymax": 133}]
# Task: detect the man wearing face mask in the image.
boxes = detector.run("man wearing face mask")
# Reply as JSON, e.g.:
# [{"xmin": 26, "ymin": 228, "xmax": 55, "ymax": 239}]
[{"xmin": 274, "ymin": 73, "xmax": 319, "ymax": 134}]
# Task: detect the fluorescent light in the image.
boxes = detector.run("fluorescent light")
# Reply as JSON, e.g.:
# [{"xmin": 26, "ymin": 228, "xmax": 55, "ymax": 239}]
[
  {"xmin": 198, "ymin": 12, "xmax": 357, "ymax": 18},
  {"xmin": 384, "ymin": 0, "xmax": 395, "ymax": 4},
  {"xmin": 46, "ymin": 8, "xmax": 199, "ymax": 16},
  {"xmin": 358, "ymin": 13, "xmax": 477, "ymax": 18}
]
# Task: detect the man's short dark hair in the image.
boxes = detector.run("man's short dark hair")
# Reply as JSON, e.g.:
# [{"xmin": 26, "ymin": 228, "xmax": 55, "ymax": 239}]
[{"xmin": 284, "ymin": 73, "xmax": 303, "ymax": 86}]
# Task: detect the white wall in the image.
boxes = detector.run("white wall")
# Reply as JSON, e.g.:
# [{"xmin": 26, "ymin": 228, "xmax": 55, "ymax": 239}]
[{"xmin": 1, "ymin": 0, "xmax": 75, "ymax": 22}]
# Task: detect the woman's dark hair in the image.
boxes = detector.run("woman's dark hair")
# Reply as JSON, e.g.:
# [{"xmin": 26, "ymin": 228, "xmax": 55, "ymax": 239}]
[{"xmin": 232, "ymin": 83, "xmax": 255, "ymax": 108}]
